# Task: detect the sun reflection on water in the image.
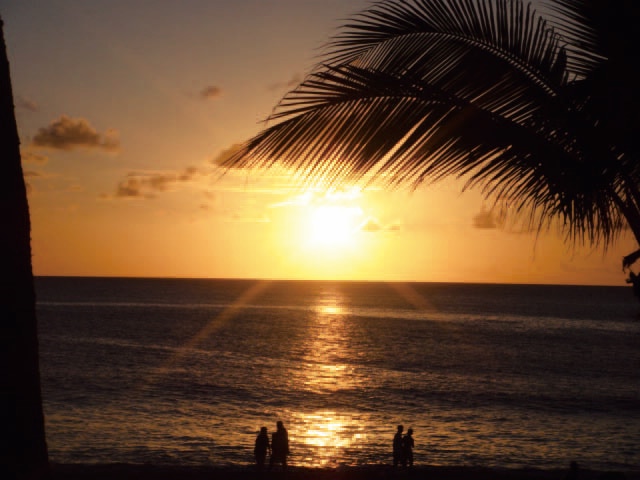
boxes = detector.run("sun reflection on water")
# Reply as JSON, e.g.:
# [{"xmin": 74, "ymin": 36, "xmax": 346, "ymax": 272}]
[
  {"xmin": 295, "ymin": 287, "xmax": 365, "ymax": 393},
  {"xmin": 290, "ymin": 411, "xmax": 368, "ymax": 467},
  {"xmin": 316, "ymin": 305, "xmax": 343, "ymax": 315},
  {"xmin": 287, "ymin": 287, "xmax": 373, "ymax": 466}
]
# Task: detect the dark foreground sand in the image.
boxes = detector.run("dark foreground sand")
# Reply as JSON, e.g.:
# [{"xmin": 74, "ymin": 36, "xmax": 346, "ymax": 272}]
[{"xmin": 48, "ymin": 464, "xmax": 640, "ymax": 480}]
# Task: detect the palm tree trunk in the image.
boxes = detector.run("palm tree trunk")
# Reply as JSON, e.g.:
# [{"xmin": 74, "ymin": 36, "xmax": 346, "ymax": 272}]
[{"xmin": 0, "ymin": 17, "xmax": 49, "ymax": 479}]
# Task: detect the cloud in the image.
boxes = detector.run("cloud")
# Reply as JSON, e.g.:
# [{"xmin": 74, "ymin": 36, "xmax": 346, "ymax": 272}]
[
  {"xmin": 31, "ymin": 115, "xmax": 120, "ymax": 152},
  {"xmin": 21, "ymin": 149, "xmax": 49, "ymax": 164},
  {"xmin": 361, "ymin": 217, "xmax": 383, "ymax": 232},
  {"xmin": 360, "ymin": 216, "xmax": 402, "ymax": 233},
  {"xmin": 268, "ymin": 73, "xmax": 303, "ymax": 91},
  {"xmin": 115, "ymin": 177, "xmax": 145, "ymax": 198},
  {"xmin": 200, "ymin": 85, "xmax": 223, "ymax": 100},
  {"xmin": 17, "ymin": 96, "xmax": 39, "ymax": 112},
  {"xmin": 472, "ymin": 207, "xmax": 504, "ymax": 229},
  {"xmin": 22, "ymin": 170, "xmax": 42, "ymax": 195},
  {"xmin": 114, "ymin": 166, "xmax": 203, "ymax": 198}
]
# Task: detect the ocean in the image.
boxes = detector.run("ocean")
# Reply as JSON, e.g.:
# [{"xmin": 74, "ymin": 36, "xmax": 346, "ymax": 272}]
[{"xmin": 35, "ymin": 277, "xmax": 640, "ymax": 472}]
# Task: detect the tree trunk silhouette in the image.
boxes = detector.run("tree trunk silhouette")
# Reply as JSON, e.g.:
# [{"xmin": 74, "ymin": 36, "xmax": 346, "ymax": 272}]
[{"xmin": 0, "ymin": 17, "xmax": 49, "ymax": 479}]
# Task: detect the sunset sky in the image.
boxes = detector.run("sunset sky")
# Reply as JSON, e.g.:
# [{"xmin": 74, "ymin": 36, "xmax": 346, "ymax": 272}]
[{"xmin": 2, "ymin": 0, "xmax": 636, "ymax": 285}]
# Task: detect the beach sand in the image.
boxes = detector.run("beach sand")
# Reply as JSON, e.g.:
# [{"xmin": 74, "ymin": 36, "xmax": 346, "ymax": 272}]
[{"xmin": 48, "ymin": 463, "xmax": 640, "ymax": 480}]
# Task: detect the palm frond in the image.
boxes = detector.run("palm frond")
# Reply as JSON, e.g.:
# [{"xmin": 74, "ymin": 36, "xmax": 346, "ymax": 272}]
[
  {"xmin": 222, "ymin": 0, "xmax": 639, "ymax": 250},
  {"xmin": 324, "ymin": 0, "xmax": 566, "ymax": 86},
  {"xmin": 543, "ymin": 0, "xmax": 640, "ymax": 76}
]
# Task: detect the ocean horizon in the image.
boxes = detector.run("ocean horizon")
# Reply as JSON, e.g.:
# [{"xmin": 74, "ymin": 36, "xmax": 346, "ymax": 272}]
[{"xmin": 35, "ymin": 274, "xmax": 633, "ymax": 287}]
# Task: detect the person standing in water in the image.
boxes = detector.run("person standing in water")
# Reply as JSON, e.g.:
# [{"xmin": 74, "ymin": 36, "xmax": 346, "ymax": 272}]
[
  {"xmin": 393, "ymin": 425, "xmax": 404, "ymax": 467},
  {"xmin": 565, "ymin": 461, "xmax": 580, "ymax": 480},
  {"xmin": 269, "ymin": 420, "xmax": 290, "ymax": 471},
  {"xmin": 254, "ymin": 426, "xmax": 270, "ymax": 471},
  {"xmin": 402, "ymin": 428, "xmax": 415, "ymax": 467}
]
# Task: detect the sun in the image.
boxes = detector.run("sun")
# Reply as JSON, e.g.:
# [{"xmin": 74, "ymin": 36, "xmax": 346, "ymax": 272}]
[
  {"xmin": 283, "ymin": 189, "xmax": 376, "ymax": 277},
  {"xmin": 304, "ymin": 205, "xmax": 363, "ymax": 250}
]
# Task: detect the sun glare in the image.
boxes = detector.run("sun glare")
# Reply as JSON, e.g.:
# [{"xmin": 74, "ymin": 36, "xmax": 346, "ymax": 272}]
[
  {"xmin": 305, "ymin": 205, "xmax": 363, "ymax": 250},
  {"xmin": 284, "ymin": 188, "xmax": 374, "ymax": 274}
]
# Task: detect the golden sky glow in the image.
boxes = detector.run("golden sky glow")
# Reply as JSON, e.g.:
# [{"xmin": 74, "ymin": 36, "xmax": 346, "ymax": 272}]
[{"xmin": 3, "ymin": 0, "xmax": 636, "ymax": 285}]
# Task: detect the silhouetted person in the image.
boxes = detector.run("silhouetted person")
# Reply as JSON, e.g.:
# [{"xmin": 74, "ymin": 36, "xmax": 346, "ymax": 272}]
[
  {"xmin": 565, "ymin": 461, "xmax": 579, "ymax": 480},
  {"xmin": 564, "ymin": 462, "xmax": 580, "ymax": 480},
  {"xmin": 626, "ymin": 271, "xmax": 640, "ymax": 299},
  {"xmin": 269, "ymin": 420, "xmax": 290, "ymax": 471},
  {"xmin": 402, "ymin": 428, "xmax": 414, "ymax": 467},
  {"xmin": 254, "ymin": 426, "xmax": 270, "ymax": 471},
  {"xmin": 393, "ymin": 425, "xmax": 404, "ymax": 467}
]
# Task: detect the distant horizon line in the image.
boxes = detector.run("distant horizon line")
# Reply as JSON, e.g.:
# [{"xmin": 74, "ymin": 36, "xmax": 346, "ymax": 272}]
[{"xmin": 33, "ymin": 274, "xmax": 627, "ymax": 289}]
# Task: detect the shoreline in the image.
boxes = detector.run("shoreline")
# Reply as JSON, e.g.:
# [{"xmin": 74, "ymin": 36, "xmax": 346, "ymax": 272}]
[{"xmin": 48, "ymin": 463, "xmax": 640, "ymax": 480}]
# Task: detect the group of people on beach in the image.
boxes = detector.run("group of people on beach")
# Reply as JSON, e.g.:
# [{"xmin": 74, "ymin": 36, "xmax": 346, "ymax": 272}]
[
  {"xmin": 392, "ymin": 425, "xmax": 415, "ymax": 468},
  {"xmin": 254, "ymin": 420, "xmax": 290, "ymax": 471},
  {"xmin": 254, "ymin": 422, "xmax": 415, "ymax": 470}
]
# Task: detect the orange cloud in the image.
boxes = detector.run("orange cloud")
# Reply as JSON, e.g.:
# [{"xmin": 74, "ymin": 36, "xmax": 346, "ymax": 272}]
[
  {"xmin": 21, "ymin": 149, "xmax": 49, "ymax": 164},
  {"xmin": 31, "ymin": 115, "xmax": 120, "ymax": 152},
  {"xmin": 472, "ymin": 207, "xmax": 504, "ymax": 229},
  {"xmin": 114, "ymin": 167, "xmax": 202, "ymax": 198},
  {"xmin": 360, "ymin": 216, "xmax": 401, "ymax": 233},
  {"xmin": 200, "ymin": 85, "xmax": 222, "ymax": 100},
  {"xmin": 22, "ymin": 170, "xmax": 42, "ymax": 195},
  {"xmin": 361, "ymin": 217, "xmax": 383, "ymax": 232}
]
